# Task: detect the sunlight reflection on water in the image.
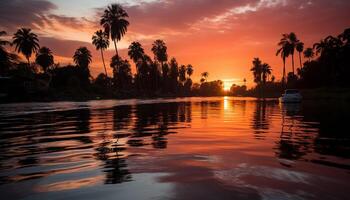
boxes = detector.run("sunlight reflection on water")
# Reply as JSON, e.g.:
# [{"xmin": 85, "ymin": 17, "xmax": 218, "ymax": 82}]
[{"xmin": 0, "ymin": 97, "xmax": 349, "ymax": 200}]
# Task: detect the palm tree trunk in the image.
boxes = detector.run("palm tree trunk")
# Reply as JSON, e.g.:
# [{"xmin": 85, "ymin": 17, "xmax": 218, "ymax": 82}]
[
  {"xmin": 299, "ymin": 52, "xmax": 302, "ymax": 69},
  {"xmin": 101, "ymin": 49, "xmax": 108, "ymax": 76},
  {"xmin": 113, "ymin": 39, "xmax": 118, "ymax": 56},
  {"xmin": 291, "ymin": 53, "xmax": 295, "ymax": 75},
  {"xmin": 282, "ymin": 57, "xmax": 286, "ymax": 85}
]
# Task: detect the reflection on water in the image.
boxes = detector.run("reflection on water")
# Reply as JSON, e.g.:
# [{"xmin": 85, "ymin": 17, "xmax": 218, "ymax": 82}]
[{"xmin": 0, "ymin": 97, "xmax": 349, "ymax": 200}]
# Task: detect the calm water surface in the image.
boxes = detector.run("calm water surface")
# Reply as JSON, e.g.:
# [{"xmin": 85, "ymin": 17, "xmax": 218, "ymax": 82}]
[{"xmin": 0, "ymin": 97, "xmax": 349, "ymax": 200}]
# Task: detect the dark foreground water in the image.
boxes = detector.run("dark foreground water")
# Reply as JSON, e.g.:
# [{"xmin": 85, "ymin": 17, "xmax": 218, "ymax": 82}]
[{"xmin": 0, "ymin": 97, "xmax": 349, "ymax": 200}]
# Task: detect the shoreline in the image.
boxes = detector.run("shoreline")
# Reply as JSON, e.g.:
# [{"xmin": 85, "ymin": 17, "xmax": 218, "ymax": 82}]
[{"xmin": 1, "ymin": 87, "xmax": 350, "ymax": 104}]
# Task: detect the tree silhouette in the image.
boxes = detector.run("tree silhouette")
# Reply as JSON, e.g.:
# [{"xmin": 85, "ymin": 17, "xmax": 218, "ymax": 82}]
[
  {"xmin": 261, "ymin": 63, "xmax": 272, "ymax": 84},
  {"xmin": 179, "ymin": 65, "xmax": 186, "ymax": 84},
  {"xmin": 186, "ymin": 64, "xmax": 193, "ymax": 77},
  {"xmin": 12, "ymin": 28, "xmax": 39, "ymax": 65},
  {"xmin": 92, "ymin": 30, "xmax": 109, "ymax": 76},
  {"xmin": 250, "ymin": 58, "xmax": 262, "ymax": 84},
  {"xmin": 100, "ymin": 4, "xmax": 129, "ymax": 56},
  {"xmin": 303, "ymin": 47, "xmax": 314, "ymax": 62},
  {"xmin": 276, "ymin": 34, "xmax": 291, "ymax": 84},
  {"xmin": 110, "ymin": 55, "xmax": 132, "ymax": 91},
  {"xmin": 128, "ymin": 41, "xmax": 145, "ymax": 64},
  {"xmin": 73, "ymin": 47, "xmax": 92, "ymax": 68},
  {"xmin": 288, "ymin": 32, "xmax": 299, "ymax": 75},
  {"xmin": 35, "ymin": 47, "xmax": 54, "ymax": 73},
  {"xmin": 296, "ymin": 41, "xmax": 304, "ymax": 69},
  {"xmin": 151, "ymin": 40, "xmax": 168, "ymax": 73}
]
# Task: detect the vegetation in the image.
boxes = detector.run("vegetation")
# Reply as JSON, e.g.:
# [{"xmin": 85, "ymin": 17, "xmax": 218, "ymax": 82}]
[{"xmin": 0, "ymin": 3, "xmax": 349, "ymax": 101}]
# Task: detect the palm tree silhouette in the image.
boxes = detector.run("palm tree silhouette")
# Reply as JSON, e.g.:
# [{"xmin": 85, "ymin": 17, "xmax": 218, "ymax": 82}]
[
  {"xmin": 73, "ymin": 47, "xmax": 92, "ymax": 68},
  {"xmin": 303, "ymin": 48, "xmax": 314, "ymax": 62},
  {"xmin": 288, "ymin": 32, "xmax": 299, "ymax": 75},
  {"xmin": 12, "ymin": 28, "xmax": 39, "ymax": 65},
  {"xmin": 296, "ymin": 41, "xmax": 304, "ymax": 69},
  {"xmin": 250, "ymin": 57, "xmax": 262, "ymax": 84},
  {"xmin": 151, "ymin": 40, "xmax": 168, "ymax": 73},
  {"xmin": 92, "ymin": 30, "xmax": 109, "ymax": 76},
  {"xmin": 128, "ymin": 41, "xmax": 145, "ymax": 65},
  {"xmin": 201, "ymin": 72, "xmax": 209, "ymax": 83},
  {"xmin": 100, "ymin": 4, "xmax": 129, "ymax": 56},
  {"xmin": 179, "ymin": 65, "xmax": 186, "ymax": 83},
  {"xmin": 35, "ymin": 47, "xmax": 54, "ymax": 73},
  {"xmin": 186, "ymin": 64, "xmax": 193, "ymax": 78},
  {"xmin": 276, "ymin": 34, "xmax": 291, "ymax": 84},
  {"xmin": 261, "ymin": 63, "xmax": 272, "ymax": 83}
]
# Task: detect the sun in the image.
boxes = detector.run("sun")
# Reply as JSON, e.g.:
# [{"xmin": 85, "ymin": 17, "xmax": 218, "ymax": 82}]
[{"xmin": 223, "ymin": 79, "xmax": 234, "ymax": 91}]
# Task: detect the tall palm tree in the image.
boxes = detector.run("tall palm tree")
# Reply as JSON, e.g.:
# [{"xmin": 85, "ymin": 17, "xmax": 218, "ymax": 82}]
[
  {"xmin": 73, "ymin": 47, "xmax": 92, "ymax": 68},
  {"xmin": 250, "ymin": 58, "xmax": 262, "ymax": 84},
  {"xmin": 276, "ymin": 34, "xmax": 291, "ymax": 84},
  {"xmin": 261, "ymin": 63, "xmax": 272, "ymax": 84},
  {"xmin": 100, "ymin": 4, "xmax": 129, "ymax": 56},
  {"xmin": 12, "ymin": 28, "xmax": 39, "ymax": 65},
  {"xmin": 303, "ymin": 47, "xmax": 314, "ymax": 62},
  {"xmin": 288, "ymin": 32, "xmax": 299, "ymax": 75},
  {"xmin": 35, "ymin": 47, "xmax": 54, "ymax": 73},
  {"xmin": 151, "ymin": 40, "xmax": 168, "ymax": 70},
  {"xmin": 186, "ymin": 64, "xmax": 193, "ymax": 77},
  {"xmin": 296, "ymin": 41, "xmax": 304, "ymax": 69},
  {"xmin": 128, "ymin": 41, "xmax": 145, "ymax": 64},
  {"xmin": 92, "ymin": 30, "xmax": 109, "ymax": 76}
]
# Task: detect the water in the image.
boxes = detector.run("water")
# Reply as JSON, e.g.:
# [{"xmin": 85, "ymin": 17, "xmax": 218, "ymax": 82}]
[{"xmin": 0, "ymin": 97, "xmax": 349, "ymax": 200}]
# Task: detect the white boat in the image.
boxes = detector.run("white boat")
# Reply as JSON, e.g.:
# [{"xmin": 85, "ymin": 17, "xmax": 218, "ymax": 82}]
[{"xmin": 279, "ymin": 89, "xmax": 302, "ymax": 103}]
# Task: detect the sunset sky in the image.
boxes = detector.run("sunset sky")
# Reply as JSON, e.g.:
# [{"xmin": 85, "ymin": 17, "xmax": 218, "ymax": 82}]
[{"xmin": 1, "ymin": 0, "xmax": 349, "ymax": 88}]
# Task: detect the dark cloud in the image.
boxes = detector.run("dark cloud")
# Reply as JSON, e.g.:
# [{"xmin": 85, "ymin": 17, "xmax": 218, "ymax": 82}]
[{"xmin": 0, "ymin": 0, "xmax": 56, "ymax": 31}]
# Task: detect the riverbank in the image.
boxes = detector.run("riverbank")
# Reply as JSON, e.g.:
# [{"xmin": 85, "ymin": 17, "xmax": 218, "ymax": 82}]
[{"xmin": 1, "ymin": 87, "xmax": 350, "ymax": 104}]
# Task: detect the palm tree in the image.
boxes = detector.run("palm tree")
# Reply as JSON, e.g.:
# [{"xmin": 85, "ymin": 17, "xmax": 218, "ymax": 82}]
[
  {"xmin": 151, "ymin": 40, "xmax": 168, "ymax": 70},
  {"xmin": 179, "ymin": 65, "xmax": 186, "ymax": 83},
  {"xmin": 128, "ymin": 41, "xmax": 145, "ymax": 64},
  {"xmin": 303, "ymin": 47, "xmax": 314, "ymax": 62},
  {"xmin": 201, "ymin": 72, "xmax": 209, "ymax": 82},
  {"xmin": 12, "ymin": 28, "xmax": 39, "ymax": 65},
  {"xmin": 186, "ymin": 64, "xmax": 193, "ymax": 77},
  {"xmin": 92, "ymin": 30, "xmax": 109, "ymax": 76},
  {"xmin": 276, "ymin": 34, "xmax": 291, "ymax": 84},
  {"xmin": 73, "ymin": 47, "xmax": 92, "ymax": 68},
  {"xmin": 261, "ymin": 63, "xmax": 272, "ymax": 84},
  {"xmin": 288, "ymin": 32, "xmax": 299, "ymax": 75},
  {"xmin": 100, "ymin": 4, "xmax": 129, "ymax": 56},
  {"xmin": 296, "ymin": 41, "xmax": 304, "ymax": 69},
  {"xmin": 243, "ymin": 78, "xmax": 247, "ymax": 86},
  {"xmin": 35, "ymin": 47, "xmax": 54, "ymax": 73},
  {"xmin": 250, "ymin": 58, "xmax": 262, "ymax": 85}
]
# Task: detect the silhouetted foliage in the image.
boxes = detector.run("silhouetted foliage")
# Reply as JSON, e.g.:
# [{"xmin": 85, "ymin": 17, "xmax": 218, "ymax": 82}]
[
  {"xmin": 35, "ymin": 47, "xmax": 54, "ymax": 73},
  {"xmin": 12, "ymin": 28, "xmax": 39, "ymax": 65},
  {"xmin": 100, "ymin": 4, "xmax": 129, "ymax": 56},
  {"xmin": 92, "ymin": 30, "xmax": 109, "ymax": 76}
]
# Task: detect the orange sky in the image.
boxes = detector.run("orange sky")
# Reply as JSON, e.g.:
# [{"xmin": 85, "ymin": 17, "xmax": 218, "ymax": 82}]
[{"xmin": 1, "ymin": 0, "xmax": 350, "ymax": 87}]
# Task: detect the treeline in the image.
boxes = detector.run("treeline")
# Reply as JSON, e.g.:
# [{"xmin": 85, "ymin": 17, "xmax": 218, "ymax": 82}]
[
  {"xmin": 0, "ymin": 4, "xmax": 223, "ymax": 101},
  {"xmin": 231, "ymin": 27, "xmax": 350, "ymax": 97}
]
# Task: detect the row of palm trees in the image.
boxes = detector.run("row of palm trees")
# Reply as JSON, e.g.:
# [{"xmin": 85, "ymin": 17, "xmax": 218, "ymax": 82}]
[{"xmin": 276, "ymin": 32, "xmax": 305, "ymax": 83}]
